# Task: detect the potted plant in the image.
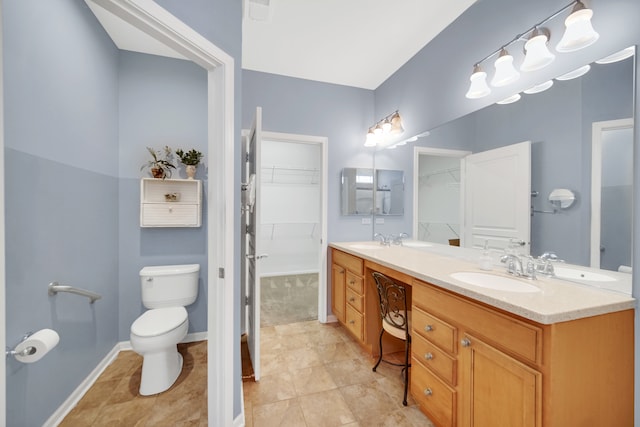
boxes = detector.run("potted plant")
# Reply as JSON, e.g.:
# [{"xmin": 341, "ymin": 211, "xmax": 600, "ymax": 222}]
[
  {"xmin": 141, "ymin": 146, "xmax": 175, "ymax": 179},
  {"xmin": 176, "ymin": 148, "xmax": 203, "ymax": 179}
]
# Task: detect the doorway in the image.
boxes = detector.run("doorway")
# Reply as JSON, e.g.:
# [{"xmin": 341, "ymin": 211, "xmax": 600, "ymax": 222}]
[
  {"xmin": 242, "ymin": 122, "xmax": 328, "ymax": 381},
  {"xmin": 413, "ymin": 147, "xmax": 470, "ymax": 244}
]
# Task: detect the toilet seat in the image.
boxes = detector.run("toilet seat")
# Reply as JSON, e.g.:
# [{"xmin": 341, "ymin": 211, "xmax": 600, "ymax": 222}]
[{"xmin": 131, "ymin": 307, "xmax": 187, "ymax": 337}]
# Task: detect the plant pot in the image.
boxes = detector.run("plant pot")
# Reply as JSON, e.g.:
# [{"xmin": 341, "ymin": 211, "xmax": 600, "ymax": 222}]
[
  {"xmin": 151, "ymin": 167, "xmax": 165, "ymax": 179},
  {"xmin": 185, "ymin": 165, "xmax": 197, "ymax": 180}
]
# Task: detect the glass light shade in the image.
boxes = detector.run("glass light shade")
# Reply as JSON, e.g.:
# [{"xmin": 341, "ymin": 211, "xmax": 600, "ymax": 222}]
[
  {"xmin": 390, "ymin": 112, "xmax": 405, "ymax": 135},
  {"xmin": 523, "ymin": 80, "xmax": 554, "ymax": 94},
  {"xmin": 496, "ymin": 93, "xmax": 521, "ymax": 105},
  {"xmin": 596, "ymin": 46, "xmax": 635, "ymax": 64},
  {"xmin": 521, "ymin": 32, "xmax": 555, "ymax": 72},
  {"xmin": 556, "ymin": 64, "xmax": 591, "ymax": 80},
  {"xmin": 491, "ymin": 50, "xmax": 520, "ymax": 87},
  {"xmin": 556, "ymin": 7, "xmax": 599, "ymax": 53},
  {"xmin": 373, "ymin": 123, "xmax": 383, "ymax": 136},
  {"xmin": 381, "ymin": 119, "xmax": 392, "ymax": 134},
  {"xmin": 364, "ymin": 130, "xmax": 377, "ymax": 147},
  {"xmin": 465, "ymin": 66, "xmax": 491, "ymax": 99}
]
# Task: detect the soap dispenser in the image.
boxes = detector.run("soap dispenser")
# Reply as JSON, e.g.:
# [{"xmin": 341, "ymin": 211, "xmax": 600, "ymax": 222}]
[{"xmin": 479, "ymin": 240, "xmax": 493, "ymax": 271}]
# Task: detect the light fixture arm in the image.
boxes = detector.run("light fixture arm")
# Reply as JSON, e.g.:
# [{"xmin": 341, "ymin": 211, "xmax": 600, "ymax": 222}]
[{"xmin": 470, "ymin": 0, "xmax": 583, "ymax": 68}]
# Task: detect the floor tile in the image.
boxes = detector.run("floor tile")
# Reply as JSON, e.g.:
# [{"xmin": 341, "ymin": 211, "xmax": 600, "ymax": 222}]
[
  {"xmin": 298, "ymin": 389, "xmax": 357, "ymax": 427},
  {"xmin": 252, "ymin": 398, "xmax": 307, "ymax": 427}
]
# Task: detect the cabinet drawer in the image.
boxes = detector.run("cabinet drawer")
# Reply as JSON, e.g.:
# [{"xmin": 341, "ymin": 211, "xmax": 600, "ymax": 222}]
[
  {"xmin": 346, "ymin": 287, "xmax": 364, "ymax": 313},
  {"xmin": 412, "ymin": 360, "xmax": 456, "ymax": 427},
  {"xmin": 412, "ymin": 333, "xmax": 456, "ymax": 385},
  {"xmin": 141, "ymin": 203, "xmax": 200, "ymax": 227},
  {"xmin": 346, "ymin": 272, "xmax": 364, "ymax": 294},
  {"xmin": 345, "ymin": 305, "xmax": 364, "ymax": 341},
  {"xmin": 413, "ymin": 306, "xmax": 457, "ymax": 354},
  {"xmin": 332, "ymin": 250, "xmax": 364, "ymax": 275},
  {"xmin": 413, "ymin": 281, "xmax": 542, "ymax": 365}
]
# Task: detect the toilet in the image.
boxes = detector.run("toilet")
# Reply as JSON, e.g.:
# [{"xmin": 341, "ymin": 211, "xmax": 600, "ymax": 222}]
[{"xmin": 130, "ymin": 263, "xmax": 200, "ymax": 395}]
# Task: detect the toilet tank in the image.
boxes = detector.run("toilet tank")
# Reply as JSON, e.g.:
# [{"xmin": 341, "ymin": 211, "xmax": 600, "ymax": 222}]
[{"xmin": 139, "ymin": 264, "xmax": 200, "ymax": 309}]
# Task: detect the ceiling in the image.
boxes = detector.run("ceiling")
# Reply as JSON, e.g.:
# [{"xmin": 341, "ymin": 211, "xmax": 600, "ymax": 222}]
[
  {"xmin": 242, "ymin": 0, "xmax": 476, "ymax": 90},
  {"xmin": 87, "ymin": 0, "xmax": 476, "ymax": 91}
]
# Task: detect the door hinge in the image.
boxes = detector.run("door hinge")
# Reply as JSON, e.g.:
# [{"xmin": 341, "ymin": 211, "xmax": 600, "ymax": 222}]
[
  {"xmin": 218, "ymin": 268, "xmax": 225, "ymax": 278},
  {"xmin": 245, "ymin": 153, "xmax": 250, "ymax": 162},
  {"xmin": 245, "ymin": 296, "xmax": 250, "ymax": 305}
]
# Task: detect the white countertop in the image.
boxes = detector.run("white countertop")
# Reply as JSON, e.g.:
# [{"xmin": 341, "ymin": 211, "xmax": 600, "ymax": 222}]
[{"xmin": 330, "ymin": 241, "xmax": 636, "ymax": 325}]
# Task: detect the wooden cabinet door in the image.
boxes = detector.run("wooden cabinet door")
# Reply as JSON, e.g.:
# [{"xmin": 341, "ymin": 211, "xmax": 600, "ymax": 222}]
[
  {"xmin": 459, "ymin": 334, "xmax": 541, "ymax": 427},
  {"xmin": 331, "ymin": 264, "xmax": 346, "ymax": 323}
]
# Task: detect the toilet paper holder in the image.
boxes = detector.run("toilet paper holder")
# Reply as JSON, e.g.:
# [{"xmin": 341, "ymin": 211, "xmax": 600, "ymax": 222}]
[{"xmin": 5, "ymin": 332, "xmax": 36, "ymax": 359}]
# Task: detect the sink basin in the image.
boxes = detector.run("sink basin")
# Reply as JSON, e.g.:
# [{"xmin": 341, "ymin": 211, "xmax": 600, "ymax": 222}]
[
  {"xmin": 402, "ymin": 241, "xmax": 432, "ymax": 248},
  {"xmin": 349, "ymin": 243, "xmax": 384, "ymax": 250},
  {"xmin": 450, "ymin": 272, "xmax": 540, "ymax": 293},
  {"xmin": 554, "ymin": 266, "xmax": 616, "ymax": 282}
]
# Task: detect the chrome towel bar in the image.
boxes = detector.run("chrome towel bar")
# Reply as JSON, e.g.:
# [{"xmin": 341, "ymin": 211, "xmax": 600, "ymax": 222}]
[{"xmin": 48, "ymin": 282, "xmax": 102, "ymax": 304}]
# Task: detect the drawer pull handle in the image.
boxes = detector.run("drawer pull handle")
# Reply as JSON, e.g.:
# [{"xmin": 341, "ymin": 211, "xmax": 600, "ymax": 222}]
[
  {"xmin": 461, "ymin": 337, "xmax": 472, "ymax": 347},
  {"xmin": 424, "ymin": 352, "xmax": 433, "ymax": 360},
  {"xmin": 425, "ymin": 325, "xmax": 433, "ymax": 332},
  {"xmin": 424, "ymin": 388, "xmax": 433, "ymax": 396},
  {"xmin": 349, "ymin": 297, "xmax": 355, "ymax": 302},
  {"xmin": 349, "ymin": 320, "xmax": 355, "ymax": 325},
  {"xmin": 349, "ymin": 280, "xmax": 355, "ymax": 285}
]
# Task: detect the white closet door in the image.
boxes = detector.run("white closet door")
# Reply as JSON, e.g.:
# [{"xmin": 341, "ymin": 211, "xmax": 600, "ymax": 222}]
[{"xmin": 461, "ymin": 141, "xmax": 531, "ymax": 252}]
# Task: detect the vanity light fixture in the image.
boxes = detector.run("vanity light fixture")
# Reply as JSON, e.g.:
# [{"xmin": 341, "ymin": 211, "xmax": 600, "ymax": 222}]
[
  {"xmin": 465, "ymin": 64, "xmax": 491, "ymax": 99},
  {"xmin": 520, "ymin": 28, "xmax": 555, "ymax": 72},
  {"xmin": 556, "ymin": 64, "xmax": 590, "ymax": 80},
  {"xmin": 555, "ymin": 1, "xmax": 599, "ymax": 53},
  {"xmin": 491, "ymin": 49, "xmax": 520, "ymax": 87},
  {"xmin": 364, "ymin": 111, "xmax": 405, "ymax": 147},
  {"xmin": 465, "ymin": 1, "xmax": 598, "ymax": 99},
  {"xmin": 523, "ymin": 80, "xmax": 554, "ymax": 95},
  {"xmin": 496, "ymin": 93, "xmax": 521, "ymax": 105},
  {"xmin": 595, "ymin": 46, "xmax": 635, "ymax": 64}
]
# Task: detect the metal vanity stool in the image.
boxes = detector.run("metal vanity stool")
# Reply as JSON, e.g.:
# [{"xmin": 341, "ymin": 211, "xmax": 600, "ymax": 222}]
[{"xmin": 371, "ymin": 272, "xmax": 412, "ymax": 406}]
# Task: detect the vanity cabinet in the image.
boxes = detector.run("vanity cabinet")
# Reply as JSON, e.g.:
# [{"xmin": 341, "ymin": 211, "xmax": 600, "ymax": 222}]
[
  {"xmin": 411, "ymin": 278, "xmax": 633, "ymax": 427},
  {"xmin": 331, "ymin": 248, "xmax": 366, "ymax": 342}
]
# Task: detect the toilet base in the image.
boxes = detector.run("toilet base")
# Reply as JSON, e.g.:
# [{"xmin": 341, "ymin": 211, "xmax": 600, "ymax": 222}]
[{"xmin": 139, "ymin": 348, "xmax": 184, "ymax": 396}]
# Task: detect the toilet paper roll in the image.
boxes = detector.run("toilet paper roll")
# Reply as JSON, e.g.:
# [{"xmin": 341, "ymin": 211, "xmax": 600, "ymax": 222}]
[{"xmin": 14, "ymin": 329, "xmax": 60, "ymax": 364}]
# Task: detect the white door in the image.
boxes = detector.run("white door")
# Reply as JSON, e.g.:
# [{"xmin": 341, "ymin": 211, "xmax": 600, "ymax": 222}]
[
  {"xmin": 243, "ymin": 107, "xmax": 265, "ymax": 380},
  {"xmin": 461, "ymin": 141, "xmax": 531, "ymax": 252}
]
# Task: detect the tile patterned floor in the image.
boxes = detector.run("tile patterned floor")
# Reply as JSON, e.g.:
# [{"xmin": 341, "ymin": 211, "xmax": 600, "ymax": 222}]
[
  {"xmin": 59, "ymin": 341, "xmax": 207, "ymax": 427},
  {"xmin": 261, "ymin": 274, "xmax": 319, "ymax": 327},
  {"xmin": 243, "ymin": 321, "xmax": 435, "ymax": 427}
]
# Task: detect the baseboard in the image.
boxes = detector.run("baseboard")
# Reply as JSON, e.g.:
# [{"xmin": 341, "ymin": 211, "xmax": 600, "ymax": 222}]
[
  {"xmin": 326, "ymin": 314, "xmax": 338, "ymax": 323},
  {"xmin": 43, "ymin": 343, "xmax": 124, "ymax": 427},
  {"xmin": 44, "ymin": 332, "xmax": 208, "ymax": 426},
  {"xmin": 235, "ymin": 382, "xmax": 246, "ymax": 426}
]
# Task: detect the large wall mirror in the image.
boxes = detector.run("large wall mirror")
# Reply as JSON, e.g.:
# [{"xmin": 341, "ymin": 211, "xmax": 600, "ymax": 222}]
[
  {"xmin": 378, "ymin": 45, "xmax": 635, "ymax": 274},
  {"xmin": 341, "ymin": 168, "xmax": 404, "ymax": 216}
]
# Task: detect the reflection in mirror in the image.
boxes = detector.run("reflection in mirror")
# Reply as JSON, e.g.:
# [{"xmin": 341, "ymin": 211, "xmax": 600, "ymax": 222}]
[
  {"xmin": 341, "ymin": 168, "xmax": 374, "ymax": 215},
  {"xmin": 591, "ymin": 119, "xmax": 634, "ymax": 271},
  {"xmin": 410, "ymin": 46, "xmax": 634, "ymax": 272},
  {"xmin": 375, "ymin": 169, "xmax": 405, "ymax": 215}
]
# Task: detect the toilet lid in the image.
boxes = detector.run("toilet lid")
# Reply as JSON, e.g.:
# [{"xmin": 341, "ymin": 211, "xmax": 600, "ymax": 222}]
[{"xmin": 131, "ymin": 307, "xmax": 188, "ymax": 337}]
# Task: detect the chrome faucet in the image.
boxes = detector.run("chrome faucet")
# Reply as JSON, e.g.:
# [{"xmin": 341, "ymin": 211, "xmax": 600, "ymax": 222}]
[
  {"xmin": 535, "ymin": 251, "xmax": 562, "ymax": 276},
  {"xmin": 392, "ymin": 232, "xmax": 409, "ymax": 245},
  {"xmin": 374, "ymin": 233, "xmax": 391, "ymax": 246},
  {"xmin": 500, "ymin": 253, "xmax": 537, "ymax": 280}
]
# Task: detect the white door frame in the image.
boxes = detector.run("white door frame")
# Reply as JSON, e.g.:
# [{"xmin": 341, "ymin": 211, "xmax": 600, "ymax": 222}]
[
  {"xmin": 591, "ymin": 118, "xmax": 634, "ymax": 268},
  {"xmin": 2, "ymin": 1, "xmax": 236, "ymax": 425},
  {"xmin": 261, "ymin": 131, "xmax": 329, "ymax": 323},
  {"xmin": 413, "ymin": 146, "xmax": 470, "ymax": 241},
  {"xmin": 0, "ymin": 0, "xmax": 6, "ymax": 423}
]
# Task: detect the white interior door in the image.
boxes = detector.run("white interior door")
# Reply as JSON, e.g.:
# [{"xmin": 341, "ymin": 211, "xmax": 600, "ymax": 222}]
[
  {"xmin": 244, "ymin": 107, "xmax": 264, "ymax": 380},
  {"xmin": 461, "ymin": 141, "xmax": 531, "ymax": 252}
]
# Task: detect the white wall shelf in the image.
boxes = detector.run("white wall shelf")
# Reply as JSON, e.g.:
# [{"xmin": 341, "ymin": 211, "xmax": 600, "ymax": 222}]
[
  {"xmin": 261, "ymin": 165, "xmax": 319, "ymax": 185},
  {"xmin": 140, "ymin": 178, "xmax": 202, "ymax": 227}
]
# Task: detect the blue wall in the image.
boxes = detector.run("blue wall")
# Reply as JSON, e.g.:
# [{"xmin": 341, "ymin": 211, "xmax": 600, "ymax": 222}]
[
  {"xmin": 4, "ymin": 2, "xmax": 211, "ymax": 425},
  {"xmin": 117, "ymin": 51, "xmax": 208, "ymax": 340},
  {"xmin": 3, "ymin": 1, "xmax": 120, "ymax": 425},
  {"xmin": 242, "ymin": 70, "xmax": 375, "ymax": 243}
]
